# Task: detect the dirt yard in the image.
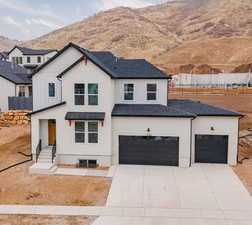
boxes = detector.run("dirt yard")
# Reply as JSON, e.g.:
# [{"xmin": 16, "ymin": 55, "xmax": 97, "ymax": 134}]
[
  {"xmin": 170, "ymin": 93, "xmax": 252, "ymax": 194},
  {"xmin": 0, "ymin": 125, "xmax": 111, "ymax": 206},
  {"xmin": 0, "ymin": 215, "xmax": 96, "ymax": 225}
]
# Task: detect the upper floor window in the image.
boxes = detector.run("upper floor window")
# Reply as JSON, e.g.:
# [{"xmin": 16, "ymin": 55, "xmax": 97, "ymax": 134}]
[
  {"xmin": 18, "ymin": 86, "xmax": 26, "ymax": 97},
  {"xmin": 147, "ymin": 83, "xmax": 157, "ymax": 100},
  {"xmin": 27, "ymin": 56, "xmax": 31, "ymax": 63},
  {"xmin": 74, "ymin": 84, "xmax": 85, "ymax": 105},
  {"xmin": 48, "ymin": 83, "xmax": 55, "ymax": 97},
  {"xmin": 88, "ymin": 83, "xmax": 98, "ymax": 105},
  {"xmin": 37, "ymin": 56, "xmax": 41, "ymax": 63},
  {"xmin": 124, "ymin": 83, "xmax": 134, "ymax": 100},
  {"xmin": 18, "ymin": 57, "xmax": 23, "ymax": 64}
]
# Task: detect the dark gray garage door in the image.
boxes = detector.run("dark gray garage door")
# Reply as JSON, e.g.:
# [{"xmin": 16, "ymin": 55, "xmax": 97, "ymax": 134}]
[
  {"xmin": 119, "ymin": 136, "xmax": 179, "ymax": 166},
  {"xmin": 195, "ymin": 135, "xmax": 228, "ymax": 164}
]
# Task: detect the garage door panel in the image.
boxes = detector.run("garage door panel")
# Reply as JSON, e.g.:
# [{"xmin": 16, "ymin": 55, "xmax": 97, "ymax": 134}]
[
  {"xmin": 119, "ymin": 136, "xmax": 179, "ymax": 166},
  {"xmin": 195, "ymin": 135, "xmax": 228, "ymax": 164}
]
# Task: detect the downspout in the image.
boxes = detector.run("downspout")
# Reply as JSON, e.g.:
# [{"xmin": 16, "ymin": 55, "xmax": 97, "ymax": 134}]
[
  {"xmin": 57, "ymin": 77, "xmax": 63, "ymax": 102},
  {"xmin": 189, "ymin": 116, "xmax": 196, "ymax": 167},
  {"xmin": 237, "ymin": 115, "xmax": 244, "ymax": 164}
]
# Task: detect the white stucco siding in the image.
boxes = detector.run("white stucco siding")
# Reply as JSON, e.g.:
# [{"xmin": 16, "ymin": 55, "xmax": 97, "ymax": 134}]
[
  {"xmin": 114, "ymin": 79, "xmax": 168, "ymax": 105},
  {"xmin": 112, "ymin": 117, "xmax": 192, "ymax": 167},
  {"xmin": 8, "ymin": 48, "xmax": 23, "ymax": 63},
  {"xmin": 31, "ymin": 58, "xmax": 115, "ymax": 166},
  {"xmin": 0, "ymin": 77, "xmax": 15, "ymax": 112},
  {"xmin": 32, "ymin": 47, "xmax": 82, "ymax": 110},
  {"xmin": 8, "ymin": 48, "xmax": 57, "ymax": 65},
  {"xmin": 191, "ymin": 116, "xmax": 239, "ymax": 165}
]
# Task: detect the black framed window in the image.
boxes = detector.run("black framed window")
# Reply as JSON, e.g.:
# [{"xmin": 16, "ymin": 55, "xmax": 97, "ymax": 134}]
[
  {"xmin": 147, "ymin": 83, "xmax": 157, "ymax": 100},
  {"xmin": 124, "ymin": 83, "xmax": 134, "ymax": 100},
  {"xmin": 74, "ymin": 83, "xmax": 85, "ymax": 105},
  {"xmin": 18, "ymin": 86, "xmax": 26, "ymax": 97},
  {"xmin": 37, "ymin": 56, "xmax": 41, "ymax": 63},
  {"xmin": 27, "ymin": 56, "xmax": 31, "ymax": 63},
  {"xmin": 88, "ymin": 122, "xmax": 98, "ymax": 143},
  {"xmin": 75, "ymin": 122, "xmax": 85, "ymax": 143},
  {"xmin": 48, "ymin": 83, "xmax": 55, "ymax": 97},
  {"xmin": 88, "ymin": 83, "xmax": 98, "ymax": 105}
]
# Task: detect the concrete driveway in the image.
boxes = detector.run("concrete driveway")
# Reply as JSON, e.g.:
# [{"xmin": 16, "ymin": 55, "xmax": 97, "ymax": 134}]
[{"xmin": 106, "ymin": 164, "xmax": 252, "ymax": 211}]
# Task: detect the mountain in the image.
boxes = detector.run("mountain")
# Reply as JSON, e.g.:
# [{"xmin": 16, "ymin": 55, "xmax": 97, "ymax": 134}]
[
  {"xmin": 23, "ymin": 0, "xmax": 252, "ymax": 72},
  {"xmin": 0, "ymin": 36, "xmax": 20, "ymax": 52}
]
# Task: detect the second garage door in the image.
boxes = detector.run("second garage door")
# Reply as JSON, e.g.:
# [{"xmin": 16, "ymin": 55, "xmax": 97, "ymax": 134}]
[
  {"xmin": 195, "ymin": 135, "xmax": 228, "ymax": 164},
  {"xmin": 119, "ymin": 136, "xmax": 179, "ymax": 166}
]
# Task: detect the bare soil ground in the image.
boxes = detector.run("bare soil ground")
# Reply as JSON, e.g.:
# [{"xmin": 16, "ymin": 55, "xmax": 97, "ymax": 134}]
[
  {"xmin": 0, "ymin": 215, "xmax": 96, "ymax": 225},
  {"xmin": 170, "ymin": 93, "xmax": 252, "ymax": 194},
  {"xmin": 0, "ymin": 125, "xmax": 111, "ymax": 206}
]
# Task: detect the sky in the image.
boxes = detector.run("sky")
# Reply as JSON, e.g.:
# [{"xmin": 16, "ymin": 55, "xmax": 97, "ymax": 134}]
[{"xmin": 0, "ymin": 0, "xmax": 170, "ymax": 41}]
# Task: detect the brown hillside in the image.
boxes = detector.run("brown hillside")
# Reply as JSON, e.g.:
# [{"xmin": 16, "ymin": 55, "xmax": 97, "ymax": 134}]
[
  {"xmin": 0, "ymin": 36, "xmax": 19, "ymax": 52},
  {"xmin": 22, "ymin": 0, "xmax": 252, "ymax": 71},
  {"xmin": 232, "ymin": 63, "xmax": 252, "ymax": 73}
]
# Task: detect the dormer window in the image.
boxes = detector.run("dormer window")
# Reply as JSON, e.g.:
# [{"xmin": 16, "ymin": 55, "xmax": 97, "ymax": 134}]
[
  {"xmin": 147, "ymin": 83, "xmax": 157, "ymax": 100},
  {"xmin": 124, "ymin": 84, "xmax": 134, "ymax": 100}
]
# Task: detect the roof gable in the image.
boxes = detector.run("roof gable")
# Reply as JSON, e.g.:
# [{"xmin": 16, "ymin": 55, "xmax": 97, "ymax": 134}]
[{"xmin": 53, "ymin": 43, "xmax": 171, "ymax": 80}]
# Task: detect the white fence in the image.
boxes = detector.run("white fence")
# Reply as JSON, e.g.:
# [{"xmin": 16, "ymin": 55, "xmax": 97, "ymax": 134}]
[{"xmin": 171, "ymin": 73, "xmax": 252, "ymax": 89}]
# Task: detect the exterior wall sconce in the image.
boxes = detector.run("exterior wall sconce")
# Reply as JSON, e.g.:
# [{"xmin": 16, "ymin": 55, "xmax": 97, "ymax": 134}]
[
  {"xmin": 147, "ymin": 128, "xmax": 151, "ymax": 136},
  {"xmin": 210, "ymin": 126, "xmax": 215, "ymax": 131}
]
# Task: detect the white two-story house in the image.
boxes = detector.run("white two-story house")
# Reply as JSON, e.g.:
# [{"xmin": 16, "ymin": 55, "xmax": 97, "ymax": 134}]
[
  {"xmin": 28, "ymin": 43, "xmax": 243, "ymax": 173},
  {"xmin": 8, "ymin": 46, "xmax": 57, "ymax": 73}
]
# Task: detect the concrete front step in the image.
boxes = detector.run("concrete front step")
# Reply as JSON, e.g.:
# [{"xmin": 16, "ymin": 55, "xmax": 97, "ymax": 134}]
[{"xmin": 29, "ymin": 163, "xmax": 57, "ymax": 175}]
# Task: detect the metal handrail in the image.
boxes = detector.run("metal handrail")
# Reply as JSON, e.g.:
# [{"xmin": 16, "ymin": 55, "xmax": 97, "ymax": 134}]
[
  {"xmin": 35, "ymin": 139, "xmax": 42, "ymax": 163},
  {"xmin": 52, "ymin": 142, "xmax": 56, "ymax": 163}
]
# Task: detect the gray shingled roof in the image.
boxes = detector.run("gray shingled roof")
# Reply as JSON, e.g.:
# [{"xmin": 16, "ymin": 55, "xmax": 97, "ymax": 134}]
[
  {"xmin": 112, "ymin": 104, "xmax": 195, "ymax": 118},
  {"xmin": 90, "ymin": 51, "xmax": 169, "ymax": 79},
  {"xmin": 0, "ymin": 61, "xmax": 31, "ymax": 84},
  {"xmin": 34, "ymin": 43, "xmax": 171, "ymax": 79},
  {"xmin": 65, "ymin": 112, "xmax": 105, "ymax": 120},
  {"xmin": 167, "ymin": 99, "xmax": 243, "ymax": 117},
  {"xmin": 10, "ymin": 46, "xmax": 56, "ymax": 56}
]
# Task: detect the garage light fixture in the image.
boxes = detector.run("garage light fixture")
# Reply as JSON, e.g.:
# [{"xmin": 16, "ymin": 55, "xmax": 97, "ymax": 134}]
[
  {"xmin": 210, "ymin": 126, "xmax": 215, "ymax": 131},
  {"xmin": 147, "ymin": 128, "xmax": 151, "ymax": 136}
]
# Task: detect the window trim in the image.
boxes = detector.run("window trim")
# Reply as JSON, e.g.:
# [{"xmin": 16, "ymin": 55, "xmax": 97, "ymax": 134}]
[
  {"xmin": 74, "ymin": 121, "xmax": 99, "ymax": 144},
  {"xmin": 74, "ymin": 83, "xmax": 85, "ymax": 105},
  {"xmin": 48, "ymin": 83, "xmax": 56, "ymax": 98},
  {"xmin": 88, "ymin": 83, "xmax": 99, "ymax": 106},
  {"xmin": 123, "ymin": 83, "xmax": 135, "ymax": 101},
  {"xmin": 146, "ymin": 83, "xmax": 157, "ymax": 101},
  {"xmin": 75, "ymin": 121, "xmax": 85, "ymax": 143}
]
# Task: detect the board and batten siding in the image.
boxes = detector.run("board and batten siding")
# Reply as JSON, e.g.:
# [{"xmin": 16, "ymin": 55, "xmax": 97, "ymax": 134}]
[
  {"xmin": 191, "ymin": 116, "xmax": 239, "ymax": 165},
  {"xmin": 32, "ymin": 47, "xmax": 83, "ymax": 111},
  {"xmin": 0, "ymin": 76, "xmax": 15, "ymax": 112},
  {"xmin": 114, "ymin": 79, "xmax": 168, "ymax": 105},
  {"xmin": 112, "ymin": 117, "xmax": 192, "ymax": 167}
]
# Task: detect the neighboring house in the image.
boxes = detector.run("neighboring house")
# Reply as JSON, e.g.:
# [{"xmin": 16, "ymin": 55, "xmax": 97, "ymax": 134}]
[
  {"xmin": 28, "ymin": 43, "xmax": 243, "ymax": 172},
  {"xmin": 0, "ymin": 61, "xmax": 32, "ymax": 112},
  {"xmin": 8, "ymin": 46, "xmax": 57, "ymax": 73},
  {"xmin": 0, "ymin": 52, "xmax": 8, "ymax": 61}
]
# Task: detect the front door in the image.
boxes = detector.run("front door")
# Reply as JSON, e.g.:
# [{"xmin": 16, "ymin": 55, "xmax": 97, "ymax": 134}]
[{"xmin": 48, "ymin": 120, "xmax": 56, "ymax": 146}]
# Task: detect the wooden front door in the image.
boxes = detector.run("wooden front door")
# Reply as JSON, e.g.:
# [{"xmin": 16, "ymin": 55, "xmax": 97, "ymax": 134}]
[{"xmin": 48, "ymin": 120, "xmax": 56, "ymax": 146}]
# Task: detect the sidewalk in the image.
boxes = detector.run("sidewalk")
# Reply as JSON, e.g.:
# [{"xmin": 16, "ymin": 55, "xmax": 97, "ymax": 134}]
[{"xmin": 0, "ymin": 205, "xmax": 252, "ymax": 221}]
